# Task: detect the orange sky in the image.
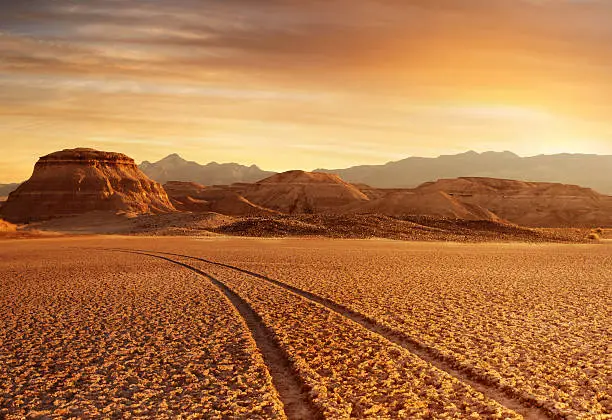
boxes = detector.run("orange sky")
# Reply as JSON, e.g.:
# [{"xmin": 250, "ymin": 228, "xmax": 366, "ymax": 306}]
[{"xmin": 2, "ymin": 0, "xmax": 612, "ymax": 182}]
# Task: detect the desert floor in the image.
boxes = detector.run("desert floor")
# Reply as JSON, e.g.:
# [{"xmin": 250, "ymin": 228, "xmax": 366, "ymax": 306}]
[{"xmin": 0, "ymin": 236, "xmax": 610, "ymax": 419}]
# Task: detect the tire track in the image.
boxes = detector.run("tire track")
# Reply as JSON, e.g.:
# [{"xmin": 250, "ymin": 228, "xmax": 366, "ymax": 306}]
[
  {"xmin": 112, "ymin": 250, "xmax": 322, "ymax": 420},
  {"xmin": 134, "ymin": 249, "xmax": 554, "ymax": 420}
]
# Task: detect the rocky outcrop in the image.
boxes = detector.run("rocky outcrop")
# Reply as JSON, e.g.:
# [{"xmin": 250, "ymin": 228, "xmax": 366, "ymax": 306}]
[
  {"xmin": 240, "ymin": 171, "xmax": 370, "ymax": 214},
  {"xmin": 0, "ymin": 219, "xmax": 17, "ymax": 232},
  {"xmin": 347, "ymin": 190, "xmax": 500, "ymax": 221},
  {"xmin": 163, "ymin": 181, "xmax": 278, "ymax": 216},
  {"xmin": 1, "ymin": 148, "xmax": 175, "ymax": 223},
  {"xmin": 163, "ymin": 181, "xmax": 210, "ymax": 212},
  {"xmin": 411, "ymin": 177, "xmax": 612, "ymax": 227}
]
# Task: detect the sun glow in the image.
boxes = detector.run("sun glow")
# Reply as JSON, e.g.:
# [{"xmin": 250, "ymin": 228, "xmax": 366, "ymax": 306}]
[{"xmin": 2, "ymin": 1, "xmax": 612, "ymax": 180}]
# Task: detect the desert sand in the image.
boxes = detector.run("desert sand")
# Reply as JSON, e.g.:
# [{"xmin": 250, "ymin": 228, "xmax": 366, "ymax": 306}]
[
  {"xmin": 1, "ymin": 236, "xmax": 610, "ymax": 419},
  {"xmin": 10, "ymin": 211, "xmax": 590, "ymax": 243},
  {"xmin": 1, "ymin": 147, "xmax": 609, "ymax": 418}
]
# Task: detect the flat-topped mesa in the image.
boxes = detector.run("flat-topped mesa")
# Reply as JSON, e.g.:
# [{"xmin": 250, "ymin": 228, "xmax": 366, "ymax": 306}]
[
  {"xmin": 0, "ymin": 148, "xmax": 175, "ymax": 223},
  {"xmin": 36, "ymin": 148, "xmax": 137, "ymax": 166}
]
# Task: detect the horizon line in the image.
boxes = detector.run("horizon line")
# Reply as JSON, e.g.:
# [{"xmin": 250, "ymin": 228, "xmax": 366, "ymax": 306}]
[{"xmin": 2, "ymin": 148, "xmax": 611, "ymax": 184}]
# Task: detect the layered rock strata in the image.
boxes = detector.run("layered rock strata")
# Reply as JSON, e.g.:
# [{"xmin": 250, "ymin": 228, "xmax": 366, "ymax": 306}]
[{"xmin": 1, "ymin": 148, "xmax": 175, "ymax": 223}]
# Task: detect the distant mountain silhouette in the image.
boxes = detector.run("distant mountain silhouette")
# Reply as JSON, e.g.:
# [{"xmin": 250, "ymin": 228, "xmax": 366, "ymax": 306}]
[
  {"xmin": 0, "ymin": 183, "xmax": 20, "ymax": 197},
  {"xmin": 317, "ymin": 151, "xmax": 612, "ymax": 194},
  {"xmin": 139, "ymin": 154, "xmax": 275, "ymax": 185}
]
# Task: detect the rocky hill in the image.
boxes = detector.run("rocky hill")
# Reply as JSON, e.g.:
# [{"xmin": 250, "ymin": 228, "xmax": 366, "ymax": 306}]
[
  {"xmin": 140, "ymin": 154, "xmax": 275, "ymax": 185},
  {"xmin": 410, "ymin": 177, "xmax": 612, "ymax": 227},
  {"xmin": 1, "ymin": 148, "xmax": 175, "ymax": 223},
  {"xmin": 238, "ymin": 170, "xmax": 370, "ymax": 214},
  {"xmin": 161, "ymin": 171, "xmax": 612, "ymax": 227},
  {"xmin": 163, "ymin": 171, "xmax": 368, "ymax": 215},
  {"xmin": 8, "ymin": 148, "xmax": 612, "ymax": 229},
  {"xmin": 347, "ymin": 190, "xmax": 500, "ymax": 221}
]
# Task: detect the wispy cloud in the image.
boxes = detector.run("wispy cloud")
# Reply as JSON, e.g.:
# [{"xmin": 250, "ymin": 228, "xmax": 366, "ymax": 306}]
[{"xmin": 2, "ymin": 0, "xmax": 612, "ymax": 180}]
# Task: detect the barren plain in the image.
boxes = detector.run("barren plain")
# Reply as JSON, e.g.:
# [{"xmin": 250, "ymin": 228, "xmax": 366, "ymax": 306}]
[{"xmin": 1, "ymin": 236, "xmax": 610, "ymax": 419}]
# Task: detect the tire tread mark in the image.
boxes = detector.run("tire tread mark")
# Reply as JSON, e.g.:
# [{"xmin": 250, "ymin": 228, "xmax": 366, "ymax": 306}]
[
  {"xmin": 146, "ymin": 249, "xmax": 555, "ymax": 420},
  {"xmin": 114, "ymin": 250, "xmax": 322, "ymax": 420}
]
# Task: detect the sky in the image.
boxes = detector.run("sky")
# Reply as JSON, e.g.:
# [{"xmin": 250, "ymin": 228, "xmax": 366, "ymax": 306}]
[{"xmin": 2, "ymin": 0, "xmax": 612, "ymax": 182}]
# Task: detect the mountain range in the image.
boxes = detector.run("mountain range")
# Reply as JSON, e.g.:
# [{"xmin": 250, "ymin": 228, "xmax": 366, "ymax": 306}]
[
  {"xmin": 139, "ymin": 154, "xmax": 274, "ymax": 186},
  {"xmin": 138, "ymin": 151, "xmax": 612, "ymax": 194},
  {"xmin": 5, "ymin": 150, "xmax": 612, "ymax": 197},
  {"xmin": 316, "ymin": 151, "xmax": 612, "ymax": 193},
  {"xmin": 0, "ymin": 183, "xmax": 20, "ymax": 197}
]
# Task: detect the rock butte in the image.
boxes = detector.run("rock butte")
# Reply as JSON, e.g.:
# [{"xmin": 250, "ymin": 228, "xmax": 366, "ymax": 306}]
[{"xmin": 0, "ymin": 148, "xmax": 175, "ymax": 223}]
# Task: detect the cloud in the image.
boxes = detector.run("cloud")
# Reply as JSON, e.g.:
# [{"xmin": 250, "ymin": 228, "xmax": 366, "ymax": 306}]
[
  {"xmin": 2, "ymin": 0, "xmax": 612, "ymax": 180},
  {"xmin": 3, "ymin": 0, "xmax": 612, "ymax": 84}
]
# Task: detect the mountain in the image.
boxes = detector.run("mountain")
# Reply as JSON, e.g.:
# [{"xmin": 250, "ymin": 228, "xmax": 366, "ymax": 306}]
[
  {"xmin": 139, "ymin": 154, "xmax": 275, "ymax": 185},
  {"xmin": 317, "ymin": 151, "xmax": 612, "ymax": 194},
  {"xmin": 9, "ymin": 148, "xmax": 612, "ymax": 228},
  {"xmin": 0, "ymin": 183, "xmax": 20, "ymax": 197},
  {"xmin": 1, "ymin": 148, "xmax": 175, "ymax": 223}
]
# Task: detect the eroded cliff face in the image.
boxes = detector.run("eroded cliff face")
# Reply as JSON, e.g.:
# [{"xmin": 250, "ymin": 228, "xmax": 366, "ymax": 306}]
[
  {"xmin": 1, "ymin": 148, "xmax": 175, "ymax": 223},
  {"xmin": 412, "ymin": 177, "xmax": 612, "ymax": 227}
]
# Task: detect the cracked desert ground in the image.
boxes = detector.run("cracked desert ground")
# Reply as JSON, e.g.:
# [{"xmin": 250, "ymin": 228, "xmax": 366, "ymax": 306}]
[{"xmin": 1, "ymin": 237, "xmax": 610, "ymax": 419}]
